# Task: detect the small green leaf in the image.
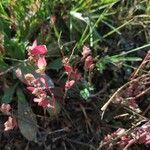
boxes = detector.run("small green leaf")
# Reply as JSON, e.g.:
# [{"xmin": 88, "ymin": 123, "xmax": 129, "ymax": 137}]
[
  {"xmin": 80, "ymin": 88, "xmax": 90, "ymax": 100},
  {"xmin": 1, "ymin": 83, "xmax": 18, "ymax": 103},
  {"xmin": 17, "ymin": 88, "xmax": 38, "ymax": 142}
]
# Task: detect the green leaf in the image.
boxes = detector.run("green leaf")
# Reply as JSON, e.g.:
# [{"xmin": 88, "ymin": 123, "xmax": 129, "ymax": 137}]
[
  {"xmin": 5, "ymin": 38, "xmax": 25, "ymax": 60},
  {"xmin": 111, "ymin": 56, "xmax": 142, "ymax": 63},
  {"xmin": 1, "ymin": 83, "xmax": 18, "ymax": 103},
  {"xmin": 17, "ymin": 88, "xmax": 38, "ymax": 142},
  {"xmin": 101, "ymin": 0, "xmax": 118, "ymax": 4},
  {"xmin": 0, "ymin": 57, "xmax": 9, "ymax": 71},
  {"xmin": 0, "ymin": 2, "xmax": 9, "ymax": 17},
  {"xmin": 96, "ymin": 56, "xmax": 111, "ymax": 73},
  {"xmin": 47, "ymin": 58, "xmax": 63, "ymax": 71}
]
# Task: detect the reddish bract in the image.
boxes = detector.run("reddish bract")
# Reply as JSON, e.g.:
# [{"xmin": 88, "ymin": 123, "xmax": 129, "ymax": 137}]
[
  {"xmin": 64, "ymin": 65, "xmax": 73, "ymax": 74},
  {"xmin": 82, "ymin": 45, "xmax": 91, "ymax": 58},
  {"xmin": 84, "ymin": 55, "xmax": 94, "ymax": 71},
  {"xmin": 65, "ymin": 80, "xmax": 75, "ymax": 90},
  {"xmin": 4, "ymin": 116, "xmax": 17, "ymax": 131},
  {"xmin": 37, "ymin": 56, "xmax": 47, "ymax": 69},
  {"xmin": 0, "ymin": 103, "xmax": 11, "ymax": 113},
  {"xmin": 33, "ymin": 98, "xmax": 49, "ymax": 107},
  {"xmin": 30, "ymin": 45, "xmax": 48, "ymax": 55}
]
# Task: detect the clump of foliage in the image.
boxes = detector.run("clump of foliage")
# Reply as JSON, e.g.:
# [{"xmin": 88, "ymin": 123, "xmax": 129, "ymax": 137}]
[{"xmin": 0, "ymin": 0, "xmax": 150, "ymax": 149}]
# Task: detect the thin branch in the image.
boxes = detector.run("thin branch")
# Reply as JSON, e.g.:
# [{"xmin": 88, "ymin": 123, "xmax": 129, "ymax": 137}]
[{"xmin": 101, "ymin": 73, "xmax": 150, "ymax": 118}]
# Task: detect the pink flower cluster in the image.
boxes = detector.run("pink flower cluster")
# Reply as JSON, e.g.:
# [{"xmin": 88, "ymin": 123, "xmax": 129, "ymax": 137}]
[
  {"xmin": 0, "ymin": 104, "xmax": 17, "ymax": 131},
  {"xmin": 16, "ymin": 41, "xmax": 55, "ymax": 108},
  {"xmin": 82, "ymin": 46, "xmax": 94, "ymax": 71},
  {"xmin": 103, "ymin": 121, "xmax": 150, "ymax": 149},
  {"xmin": 25, "ymin": 73, "xmax": 54, "ymax": 108},
  {"xmin": 63, "ymin": 57, "xmax": 82, "ymax": 90},
  {"xmin": 63, "ymin": 45, "xmax": 94, "ymax": 91},
  {"xmin": 133, "ymin": 121, "xmax": 150, "ymax": 144}
]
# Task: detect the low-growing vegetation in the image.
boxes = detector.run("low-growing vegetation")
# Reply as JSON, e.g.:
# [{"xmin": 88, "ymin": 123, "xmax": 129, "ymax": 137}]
[{"xmin": 0, "ymin": 0, "xmax": 149, "ymax": 149}]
